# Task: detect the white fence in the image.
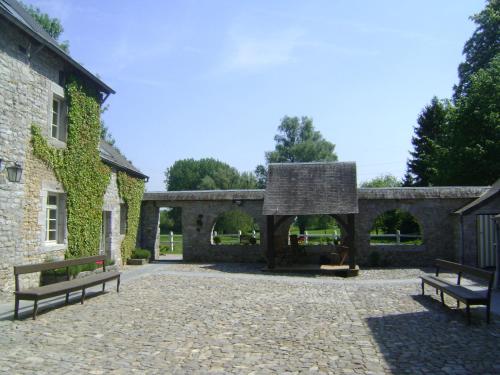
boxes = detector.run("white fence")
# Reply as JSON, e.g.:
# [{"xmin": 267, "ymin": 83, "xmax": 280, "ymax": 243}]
[{"xmin": 159, "ymin": 231, "xmax": 182, "ymax": 252}]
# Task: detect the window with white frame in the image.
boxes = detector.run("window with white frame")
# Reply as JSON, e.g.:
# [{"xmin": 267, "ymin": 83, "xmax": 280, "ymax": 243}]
[
  {"xmin": 46, "ymin": 193, "xmax": 58, "ymax": 242},
  {"xmin": 51, "ymin": 96, "xmax": 66, "ymax": 141},
  {"xmin": 45, "ymin": 192, "xmax": 66, "ymax": 243}
]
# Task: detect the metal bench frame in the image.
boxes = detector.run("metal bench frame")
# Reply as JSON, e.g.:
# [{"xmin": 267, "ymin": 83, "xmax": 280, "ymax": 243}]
[
  {"xmin": 14, "ymin": 255, "xmax": 120, "ymax": 320},
  {"xmin": 421, "ymin": 259, "xmax": 493, "ymax": 324}
]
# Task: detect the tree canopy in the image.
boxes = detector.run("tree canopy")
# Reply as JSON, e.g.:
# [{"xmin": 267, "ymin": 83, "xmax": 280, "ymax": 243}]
[
  {"xmin": 406, "ymin": 0, "xmax": 499, "ymax": 186},
  {"xmin": 361, "ymin": 174, "xmax": 402, "ymax": 188},
  {"xmin": 265, "ymin": 116, "xmax": 337, "ymax": 163},
  {"xmin": 165, "ymin": 158, "xmax": 257, "ymax": 191},
  {"xmin": 21, "ymin": 2, "xmax": 70, "ymax": 53}
]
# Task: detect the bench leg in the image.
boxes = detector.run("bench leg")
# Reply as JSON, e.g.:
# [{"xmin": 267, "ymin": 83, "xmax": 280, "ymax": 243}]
[
  {"xmin": 466, "ymin": 304, "xmax": 471, "ymax": 325},
  {"xmin": 65, "ymin": 292, "xmax": 69, "ymax": 305},
  {"xmin": 421, "ymin": 281, "xmax": 425, "ymax": 295},
  {"xmin": 81, "ymin": 289, "xmax": 85, "ymax": 304},
  {"xmin": 32, "ymin": 299, "xmax": 38, "ymax": 320},
  {"xmin": 440, "ymin": 291, "xmax": 445, "ymax": 305},
  {"xmin": 117, "ymin": 277, "xmax": 120, "ymax": 293},
  {"xmin": 14, "ymin": 296, "xmax": 19, "ymax": 320},
  {"xmin": 102, "ymin": 282, "xmax": 106, "ymax": 292}
]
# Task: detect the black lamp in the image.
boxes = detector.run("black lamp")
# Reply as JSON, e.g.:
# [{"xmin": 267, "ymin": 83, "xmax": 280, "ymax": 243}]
[{"xmin": 6, "ymin": 162, "xmax": 23, "ymax": 183}]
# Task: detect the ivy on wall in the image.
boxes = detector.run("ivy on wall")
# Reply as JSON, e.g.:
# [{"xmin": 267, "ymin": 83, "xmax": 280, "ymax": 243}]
[
  {"xmin": 31, "ymin": 77, "xmax": 111, "ymax": 258},
  {"xmin": 117, "ymin": 171, "xmax": 145, "ymax": 261}
]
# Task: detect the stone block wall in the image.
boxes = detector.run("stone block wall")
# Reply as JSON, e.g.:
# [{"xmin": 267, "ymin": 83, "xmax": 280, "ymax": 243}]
[{"xmin": 0, "ymin": 20, "xmax": 124, "ymax": 292}]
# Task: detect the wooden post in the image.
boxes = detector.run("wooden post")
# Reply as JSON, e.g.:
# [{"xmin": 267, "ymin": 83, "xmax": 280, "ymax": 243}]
[
  {"xmin": 347, "ymin": 214, "xmax": 356, "ymax": 270},
  {"xmin": 266, "ymin": 216, "xmax": 275, "ymax": 269},
  {"xmin": 170, "ymin": 231, "xmax": 174, "ymax": 252},
  {"xmin": 396, "ymin": 230, "xmax": 400, "ymax": 244}
]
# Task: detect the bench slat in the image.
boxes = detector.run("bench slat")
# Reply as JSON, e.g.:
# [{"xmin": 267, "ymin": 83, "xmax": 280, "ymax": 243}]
[
  {"xmin": 15, "ymin": 271, "xmax": 120, "ymax": 298},
  {"xmin": 435, "ymin": 259, "xmax": 493, "ymax": 281},
  {"xmin": 14, "ymin": 255, "xmax": 107, "ymax": 275}
]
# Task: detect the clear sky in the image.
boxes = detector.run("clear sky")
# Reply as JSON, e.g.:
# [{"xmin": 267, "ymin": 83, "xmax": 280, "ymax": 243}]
[{"xmin": 26, "ymin": 0, "xmax": 485, "ymax": 191}]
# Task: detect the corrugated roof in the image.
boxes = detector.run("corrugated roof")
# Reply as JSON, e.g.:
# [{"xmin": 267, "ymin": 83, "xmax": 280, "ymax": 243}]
[
  {"xmin": 99, "ymin": 141, "xmax": 148, "ymax": 180},
  {"xmin": 455, "ymin": 179, "xmax": 500, "ymax": 215},
  {"xmin": 0, "ymin": 0, "xmax": 114, "ymax": 94},
  {"xmin": 262, "ymin": 162, "xmax": 358, "ymax": 215}
]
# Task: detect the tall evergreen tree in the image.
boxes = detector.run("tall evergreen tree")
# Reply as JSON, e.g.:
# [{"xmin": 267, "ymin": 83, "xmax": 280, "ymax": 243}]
[{"xmin": 404, "ymin": 97, "xmax": 450, "ymax": 186}]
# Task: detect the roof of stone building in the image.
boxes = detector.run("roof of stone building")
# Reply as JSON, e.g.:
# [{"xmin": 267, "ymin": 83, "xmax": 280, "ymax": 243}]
[
  {"xmin": 144, "ymin": 190, "xmax": 265, "ymax": 202},
  {"xmin": 359, "ymin": 186, "xmax": 489, "ymax": 200},
  {"xmin": 454, "ymin": 179, "xmax": 500, "ymax": 215},
  {"xmin": 99, "ymin": 141, "xmax": 148, "ymax": 180},
  {"xmin": 0, "ymin": 0, "xmax": 114, "ymax": 94},
  {"xmin": 262, "ymin": 162, "xmax": 358, "ymax": 215}
]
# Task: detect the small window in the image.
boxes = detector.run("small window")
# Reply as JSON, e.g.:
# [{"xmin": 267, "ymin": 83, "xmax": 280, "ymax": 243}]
[
  {"xmin": 46, "ymin": 193, "xmax": 58, "ymax": 242},
  {"xmin": 51, "ymin": 96, "xmax": 66, "ymax": 141},
  {"xmin": 45, "ymin": 192, "xmax": 66, "ymax": 243},
  {"xmin": 120, "ymin": 204, "xmax": 128, "ymax": 235}
]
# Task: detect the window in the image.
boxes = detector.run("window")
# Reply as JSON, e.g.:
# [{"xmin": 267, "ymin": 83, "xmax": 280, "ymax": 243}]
[
  {"xmin": 51, "ymin": 96, "xmax": 66, "ymax": 141},
  {"xmin": 46, "ymin": 193, "xmax": 58, "ymax": 242},
  {"xmin": 45, "ymin": 192, "xmax": 66, "ymax": 244},
  {"xmin": 120, "ymin": 204, "xmax": 128, "ymax": 234}
]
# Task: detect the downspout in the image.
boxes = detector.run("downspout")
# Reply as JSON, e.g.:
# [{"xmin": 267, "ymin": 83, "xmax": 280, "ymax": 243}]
[{"xmin": 459, "ymin": 214, "xmax": 465, "ymax": 264}]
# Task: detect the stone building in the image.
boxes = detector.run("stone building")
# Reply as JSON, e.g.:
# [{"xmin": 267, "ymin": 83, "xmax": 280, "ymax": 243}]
[{"xmin": 0, "ymin": 0, "xmax": 147, "ymax": 292}]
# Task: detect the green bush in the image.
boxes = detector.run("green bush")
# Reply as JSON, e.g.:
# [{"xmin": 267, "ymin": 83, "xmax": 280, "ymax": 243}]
[
  {"xmin": 213, "ymin": 236, "xmax": 221, "ymax": 244},
  {"xmin": 131, "ymin": 248, "xmax": 150, "ymax": 259}
]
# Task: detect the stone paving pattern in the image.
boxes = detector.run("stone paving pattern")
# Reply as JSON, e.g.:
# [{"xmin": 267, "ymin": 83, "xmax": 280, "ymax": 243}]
[{"xmin": 0, "ymin": 264, "xmax": 499, "ymax": 374}]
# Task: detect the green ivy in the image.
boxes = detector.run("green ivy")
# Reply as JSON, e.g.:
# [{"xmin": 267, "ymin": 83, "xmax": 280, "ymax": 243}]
[
  {"xmin": 31, "ymin": 77, "xmax": 111, "ymax": 258},
  {"xmin": 117, "ymin": 171, "xmax": 145, "ymax": 261}
]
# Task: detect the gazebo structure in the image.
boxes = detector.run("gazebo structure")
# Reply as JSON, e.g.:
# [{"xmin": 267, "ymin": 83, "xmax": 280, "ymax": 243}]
[{"xmin": 262, "ymin": 162, "xmax": 359, "ymax": 273}]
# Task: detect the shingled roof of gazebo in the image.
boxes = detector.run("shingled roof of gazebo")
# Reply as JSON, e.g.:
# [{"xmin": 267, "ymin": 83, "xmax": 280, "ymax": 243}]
[{"xmin": 262, "ymin": 162, "xmax": 358, "ymax": 215}]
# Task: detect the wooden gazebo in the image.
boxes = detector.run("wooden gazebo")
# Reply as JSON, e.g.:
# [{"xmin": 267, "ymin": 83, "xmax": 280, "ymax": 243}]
[{"xmin": 262, "ymin": 162, "xmax": 359, "ymax": 273}]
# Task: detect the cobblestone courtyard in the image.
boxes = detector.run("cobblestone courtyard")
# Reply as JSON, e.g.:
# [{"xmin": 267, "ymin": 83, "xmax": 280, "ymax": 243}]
[{"xmin": 0, "ymin": 264, "xmax": 499, "ymax": 374}]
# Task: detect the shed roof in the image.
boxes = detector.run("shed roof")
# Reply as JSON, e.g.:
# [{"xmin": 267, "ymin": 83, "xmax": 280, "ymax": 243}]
[
  {"xmin": 262, "ymin": 162, "xmax": 358, "ymax": 215},
  {"xmin": 0, "ymin": 0, "xmax": 114, "ymax": 94},
  {"xmin": 455, "ymin": 179, "xmax": 500, "ymax": 215},
  {"xmin": 99, "ymin": 141, "xmax": 148, "ymax": 180}
]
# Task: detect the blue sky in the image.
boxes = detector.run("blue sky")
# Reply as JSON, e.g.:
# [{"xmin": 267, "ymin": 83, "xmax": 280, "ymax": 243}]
[{"xmin": 27, "ymin": 0, "xmax": 484, "ymax": 191}]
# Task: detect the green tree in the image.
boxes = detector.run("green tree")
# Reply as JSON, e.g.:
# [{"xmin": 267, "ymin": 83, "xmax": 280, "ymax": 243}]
[
  {"xmin": 444, "ymin": 56, "xmax": 500, "ymax": 185},
  {"xmin": 455, "ymin": 0, "xmax": 500, "ymax": 99},
  {"xmin": 21, "ymin": 2, "xmax": 70, "ymax": 53},
  {"xmin": 404, "ymin": 97, "xmax": 450, "ymax": 186},
  {"xmin": 265, "ymin": 116, "xmax": 337, "ymax": 163},
  {"xmin": 361, "ymin": 174, "xmax": 402, "ymax": 188}
]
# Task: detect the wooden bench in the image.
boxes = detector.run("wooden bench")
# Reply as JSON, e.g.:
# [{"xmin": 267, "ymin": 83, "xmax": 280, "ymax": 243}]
[
  {"xmin": 420, "ymin": 259, "xmax": 494, "ymax": 324},
  {"xmin": 14, "ymin": 255, "xmax": 120, "ymax": 320}
]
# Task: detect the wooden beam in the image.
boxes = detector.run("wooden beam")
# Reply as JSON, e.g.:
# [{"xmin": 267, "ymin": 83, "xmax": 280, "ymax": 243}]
[
  {"xmin": 266, "ymin": 215, "xmax": 276, "ymax": 269},
  {"xmin": 347, "ymin": 214, "xmax": 356, "ymax": 270}
]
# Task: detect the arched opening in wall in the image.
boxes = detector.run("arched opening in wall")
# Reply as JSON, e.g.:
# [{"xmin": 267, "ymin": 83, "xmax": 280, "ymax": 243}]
[
  {"xmin": 211, "ymin": 210, "xmax": 260, "ymax": 245},
  {"xmin": 288, "ymin": 215, "xmax": 344, "ymax": 245},
  {"xmin": 370, "ymin": 209, "xmax": 422, "ymax": 245},
  {"xmin": 159, "ymin": 207, "xmax": 183, "ymax": 258}
]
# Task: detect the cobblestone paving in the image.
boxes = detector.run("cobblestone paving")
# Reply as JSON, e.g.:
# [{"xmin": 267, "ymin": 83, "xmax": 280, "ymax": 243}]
[{"xmin": 0, "ymin": 265, "xmax": 499, "ymax": 374}]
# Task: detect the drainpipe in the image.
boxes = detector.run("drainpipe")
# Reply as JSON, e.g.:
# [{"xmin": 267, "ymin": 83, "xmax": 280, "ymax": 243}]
[{"xmin": 459, "ymin": 215, "xmax": 465, "ymax": 264}]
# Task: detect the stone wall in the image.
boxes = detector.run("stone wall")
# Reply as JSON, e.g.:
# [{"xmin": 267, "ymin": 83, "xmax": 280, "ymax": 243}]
[
  {"xmin": 0, "ymin": 20, "xmax": 124, "ymax": 292},
  {"xmin": 141, "ymin": 189, "xmax": 486, "ymax": 268},
  {"xmin": 0, "ymin": 19, "xmax": 65, "ymax": 291},
  {"xmin": 102, "ymin": 171, "xmax": 125, "ymax": 266}
]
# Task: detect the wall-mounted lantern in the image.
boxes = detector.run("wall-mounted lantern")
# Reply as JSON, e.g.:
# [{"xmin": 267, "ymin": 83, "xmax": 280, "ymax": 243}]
[{"xmin": 0, "ymin": 159, "xmax": 23, "ymax": 183}]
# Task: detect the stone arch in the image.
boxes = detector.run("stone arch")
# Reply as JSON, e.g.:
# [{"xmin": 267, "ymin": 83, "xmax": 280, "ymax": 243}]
[
  {"xmin": 209, "ymin": 208, "xmax": 262, "ymax": 245},
  {"xmin": 368, "ymin": 209, "xmax": 423, "ymax": 245}
]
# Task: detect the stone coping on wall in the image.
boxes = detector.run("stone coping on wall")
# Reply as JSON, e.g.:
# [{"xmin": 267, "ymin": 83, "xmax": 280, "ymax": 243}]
[
  {"xmin": 144, "ymin": 190, "xmax": 265, "ymax": 202},
  {"xmin": 358, "ymin": 187, "xmax": 488, "ymax": 200},
  {"xmin": 144, "ymin": 186, "xmax": 488, "ymax": 204}
]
